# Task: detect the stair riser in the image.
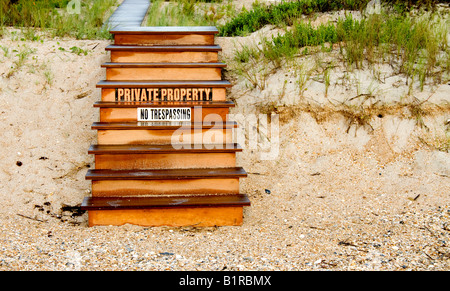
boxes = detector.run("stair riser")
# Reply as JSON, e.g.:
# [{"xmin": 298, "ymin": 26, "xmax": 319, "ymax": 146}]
[
  {"xmin": 94, "ymin": 153, "xmax": 236, "ymax": 170},
  {"xmin": 101, "ymin": 88, "xmax": 227, "ymax": 102},
  {"xmin": 110, "ymin": 51, "xmax": 218, "ymax": 63},
  {"xmin": 87, "ymin": 206, "xmax": 244, "ymax": 227},
  {"xmin": 106, "ymin": 67, "xmax": 222, "ymax": 81},
  {"xmin": 97, "ymin": 128, "xmax": 233, "ymax": 145},
  {"xmin": 99, "ymin": 107, "xmax": 229, "ymax": 122},
  {"xmin": 91, "ymin": 178, "xmax": 240, "ymax": 196},
  {"xmin": 114, "ymin": 34, "xmax": 215, "ymax": 46}
]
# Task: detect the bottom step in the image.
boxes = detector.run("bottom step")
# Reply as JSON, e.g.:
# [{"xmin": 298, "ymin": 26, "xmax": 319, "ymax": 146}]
[{"xmin": 81, "ymin": 194, "xmax": 250, "ymax": 227}]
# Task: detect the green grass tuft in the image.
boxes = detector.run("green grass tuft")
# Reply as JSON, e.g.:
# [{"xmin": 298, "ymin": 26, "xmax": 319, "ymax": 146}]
[
  {"xmin": 146, "ymin": 0, "xmax": 233, "ymax": 27},
  {"xmin": 0, "ymin": 0, "xmax": 117, "ymax": 39},
  {"xmin": 234, "ymin": 8, "xmax": 449, "ymax": 88}
]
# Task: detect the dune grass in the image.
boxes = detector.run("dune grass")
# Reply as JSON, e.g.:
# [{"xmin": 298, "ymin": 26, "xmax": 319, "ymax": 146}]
[
  {"xmin": 0, "ymin": 0, "xmax": 118, "ymax": 39},
  {"xmin": 218, "ymin": 0, "xmax": 444, "ymax": 37},
  {"xmin": 218, "ymin": 0, "xmax": 370, "ymax": 36},
  {"xmin": 146, "ymin": 0, "xmax": 233, "ymax": 27},
  {"xmin": 233, "ymin": 8, "xmax": 449, "ymax": 90}
]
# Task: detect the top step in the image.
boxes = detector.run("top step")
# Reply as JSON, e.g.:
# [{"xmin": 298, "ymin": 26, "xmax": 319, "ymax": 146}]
[
  {"xmin": 111, "ymin": 26, "xmax": 219, "ymax": 46},
  {"xmin": 110, "ymin": 26, "xmax": 219, "ymax": 35}
]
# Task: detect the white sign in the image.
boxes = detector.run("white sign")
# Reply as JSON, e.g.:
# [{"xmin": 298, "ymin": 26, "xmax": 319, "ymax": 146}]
[{"xmin": 137, "ymin": 107, "xmax": 191, "ymax": 122}]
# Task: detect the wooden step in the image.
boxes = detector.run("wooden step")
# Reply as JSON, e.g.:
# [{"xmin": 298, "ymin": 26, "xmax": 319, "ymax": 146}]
[
  {"xmin": 86, "ymin": 167, "xmax": 247, "ymax": 196},
  {"xmin": 95, "ymin": 101, "xmax": 234, "ymax": 122},
  {"xmin": 81, "ymin": 194, "xmax": 250, "ymax": 227},
  {"xmin": 89, "ymin": 143, "xmax": 242, "ymax": 170},
  {"xmin": 93, "ymin": 121, "xmax": 237, "ymax": 145},
  {"xmin": 96, "ymin": 80, "xmax": 231, "ymax": 102},
  {"xmin": 102, "ymin": 62, "xmax": 226, "ymax": 81},
  {"xmin": 106, "ymin": 45, "xmax": 221, "ymax": 63},
  {"xmin": 111, "ymin": 26, "xmax": 219, "ymax": 46}
]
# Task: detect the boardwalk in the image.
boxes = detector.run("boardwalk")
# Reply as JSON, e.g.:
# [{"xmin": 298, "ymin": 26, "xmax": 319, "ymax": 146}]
[{"xmin": 105, "ymin": 0, "xmax": 150, "ymax": 28}]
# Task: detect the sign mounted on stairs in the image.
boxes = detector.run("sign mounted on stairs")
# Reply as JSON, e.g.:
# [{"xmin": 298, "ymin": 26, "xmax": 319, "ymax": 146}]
[
  {"xmin": 137, "ymin": 107, "xmax": 191, "ymax": 122},
  {"xmin": 115, "ymin": 87, "xmax": 214, "ymax": 102},
  {"xmin": 81, "ymin": 26, "xmax": 250, "ymax": 227}
]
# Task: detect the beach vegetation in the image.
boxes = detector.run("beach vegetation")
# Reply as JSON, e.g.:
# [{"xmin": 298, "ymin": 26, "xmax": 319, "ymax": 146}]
[
  {"xmin": 146, "ymin": 0, "xmax": 233, "ymax": 27},
  {"xmin": 0, "ymin": 0, "xmax": 118, "ymax": 39}
]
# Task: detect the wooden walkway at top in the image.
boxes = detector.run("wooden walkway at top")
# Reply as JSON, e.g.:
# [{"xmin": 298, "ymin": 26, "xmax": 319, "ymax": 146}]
[{"xmin": 105, "ymin": 0, "xmax": 151, "ymax": 28}]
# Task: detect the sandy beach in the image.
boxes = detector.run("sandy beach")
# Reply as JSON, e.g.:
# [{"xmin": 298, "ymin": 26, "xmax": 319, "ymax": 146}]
[{"xmin": 0, "ymin": 2, "xmax": 449, "ymax": 271}]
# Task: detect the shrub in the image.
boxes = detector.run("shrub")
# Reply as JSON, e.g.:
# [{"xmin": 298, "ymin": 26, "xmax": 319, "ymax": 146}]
[
  {"xmin": 217, "ymin": 0, "xmax": 447, "ymax": 36},
  {"xmin": 218, "ymin": 0, "xmax": 372, "ymax": 36}
]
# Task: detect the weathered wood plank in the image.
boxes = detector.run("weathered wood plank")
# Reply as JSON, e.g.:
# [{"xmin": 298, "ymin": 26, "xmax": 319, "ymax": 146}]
[
  {"xmin": 94, "ymin": 153, "xmax": 237, "ymax": 170},
  {"xmin": 110, "ymin": 26, "xmax": 219, "ymax": 34},
  {"xmin": 82, "ymin": 194, "xmax": 250, "ymax": 209},
  {"xmin": 86, "ymin": 167, "xmax": 247, "ymax": 179},
  {"xmin": 86, "ymin": 206, "xmax": 244, "ymax": 227},
  {"xmin": 91, "ymin": 178, "xmax": 240, "ymax": 196},
  {"xmin": 88, "ymin": 143, "xmax": 242, "ymax": 154}
]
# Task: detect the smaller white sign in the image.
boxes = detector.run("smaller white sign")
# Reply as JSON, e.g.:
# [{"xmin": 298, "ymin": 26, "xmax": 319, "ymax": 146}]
[{"xmin": 137, "ymin": 107, "xmax": 191, "ymax": 122}]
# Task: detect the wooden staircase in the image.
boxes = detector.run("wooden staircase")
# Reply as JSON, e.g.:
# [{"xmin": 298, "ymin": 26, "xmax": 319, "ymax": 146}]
[{"xmin": 81, "ymin": 26, "xmax": 250, "ymax": 227}]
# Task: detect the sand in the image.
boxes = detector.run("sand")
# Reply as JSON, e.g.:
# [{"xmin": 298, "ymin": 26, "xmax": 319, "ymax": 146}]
[{"xmin": 0, "ymin": 5, "xmax": 449, "ymax": 271}]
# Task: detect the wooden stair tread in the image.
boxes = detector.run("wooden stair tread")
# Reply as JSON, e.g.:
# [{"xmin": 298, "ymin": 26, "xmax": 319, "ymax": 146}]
[
  {"xmin": 101, "ymin": 62, "xmax": 226, "ymax": 68},
  {"xmin": 81, "ymin": 194, "xmax": 250, "ymax": 210},
  {"xmin": 110, "ymin": 26, "xmax": 219, "ymax": 35},
  {"xmin": 88, "ymin": 143, "xmax": 242, "ymax": 154},
  {"xmin": 86, "ymin": 167, "xmax": 247, "ymax": 180},
  {"xmin": 92, "ymin": 121, "xmax": 237, "ymax": 129},
  {"xmin": 106, "ymin": 45, "xmax": 222, "ymax": 52},
  {"xmin": 96, "ymin": 80, "xmax": 232, "ymax": 88},
  {"xmin": 94, "ymin": 101, "xmax": 234, "ymax": 108}
]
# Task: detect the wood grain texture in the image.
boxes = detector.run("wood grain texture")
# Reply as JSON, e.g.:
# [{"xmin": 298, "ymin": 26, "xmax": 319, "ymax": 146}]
[
  {"xmin": 88, "ymin": 143, "xmax": 243, "ymax": 154},
  {"xmin": 102, "ymin": 62, "xmax": 226, "ymax": 82},
  {"xmin": 88, "ymin": 167, "xmax": 246, "ymax": 196},
  {"xmin": 106, "ymin": 67, "xmax": 222, "ymax": 81},
  {"xmin": 82, "ymin": 194, "xmax": 250, "ymax": 209},
  {"xmin": 83, "ymin": 193, "xmax": 249, "ymax": 226},
  {"xmin": 106, "ymin": 45, "xmax": 222, "ymax": 51},
  {"xmin": 86, "ymin": 167, "xmax": 247, "ymax": 179},
  {"xmin": 87, "ymin": 206, "xmax": 244, "ymax": 227},
  {"xmin": 110, "ymin": 26, "xmax": 219, "ymax": 34},
  {"xmin": 110, "ymin": 51, "xmax": 219, "ymax": 63},
  {"xmin": 96, "ymin": 80, "xmax": 232, "ymax": 88},
  {"xmin": 106, "ymin": 45, "xmax": 221, "ymax": 63},
  {"xmin": 94, "ymin": 152, "xmax": 237, "ymax": 170},
  {"xmin": 91, "ymin": 178, "xmax": 240, "ymax": 196},
  {"xmin": 93, "ymin": 121, "xmax": 237, "ymax": 140},
  {"xmin": 114, "ymin": 34, "xmax": 215, "ymax": 46},
  {"xmin": 96, "ymin": 126, "xmax": 234, "ymax": 145}
]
